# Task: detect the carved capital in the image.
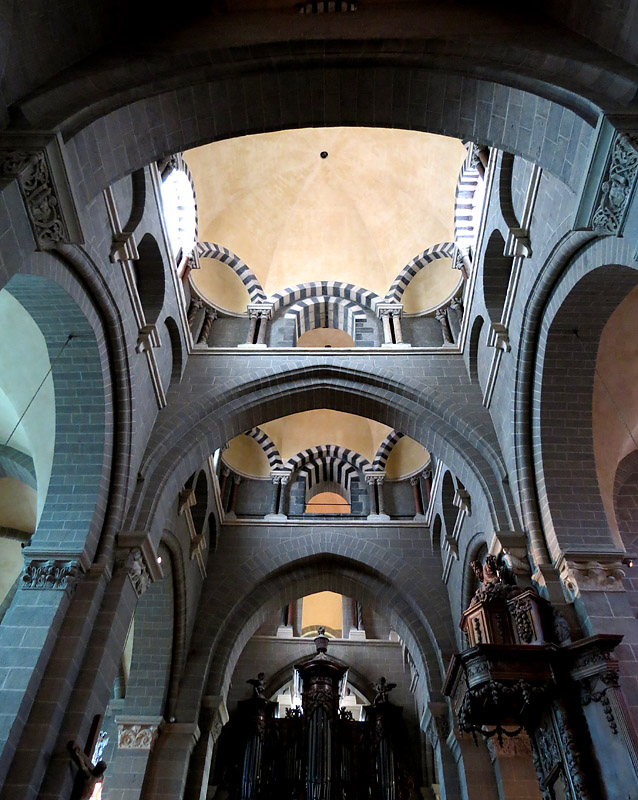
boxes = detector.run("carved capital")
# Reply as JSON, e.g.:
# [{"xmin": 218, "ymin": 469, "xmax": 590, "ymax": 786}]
[
  {"xmin": 376, "ymin": 303, "xmax": 403, "ymax": 319},
  {"xmin": 116, "ymin": 548, "xmax": 151, "ymax": 597},
  {"xmin": 117, "ymin": 717, "xmax": 162, "ymax": 749},
  {"xmin": 557, "ymin": 552, "xmax": 626, "ymax": 598},
  {"xmin": 247, "ymin": 302, "xmax": 273, "ymax": 320},
  {"xmin": 592, "ymin": 132, "xmax": 638, "ymax": 233},
  {"xmin": 0, "ymin": 133, "xmax": 83, "ymax": 249},
  {"xmin": 21, "ymin": 558, "xmax": 81, "ymax": 590},
  {"xmin": 365, "ymin": 471, "xmax": 385, "ymax": 485}
]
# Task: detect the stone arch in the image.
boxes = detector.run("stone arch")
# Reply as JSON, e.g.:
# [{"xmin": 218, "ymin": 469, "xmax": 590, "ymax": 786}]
[
  {"xmin": 385, "ymin": 243, "xmax": 456, "ymax": 303},
  {"xmin": 613, "ymin": 450, "xmax": 638, "ymax": 556},
  {"xmin": 373, "ymin": 430, "xmax": 405, "ymax": 469},
  {"xmin": 298, "ymin": 456, "xmax": 358, "ymax": 497},
  {"xmin": 189, "ymin": 553, "xmax": 455, "ymax": 718},
  {"xmin": 482, "ymin": 229, "xmax": 512, "ymax": 324},
  {"xmin": 461, "ymin": 534, "xmax": 488, "ymax": 617},
  {"xmin": 306, "ymin": 480, "xmax": 349, "ymax": 505},
  {"xmin": 131, "ymin": 363, "xmax": 510, "ymax": 545},
  {"xmin": 4, "ymin": 273, "xmax": 108, "ymax": 559},
  {"xmin": 284, "ymin": 444, "xmax": 371, "ymax": 476},
  {"xmin": 533, "ymin": 241, "xmax": 638, "ymax": 559},
  {"xmin": 51, "ymin": 45, "xmax": 609, "ymax": 202},
  {"xmin": 270, "ymin": 282, "xmax": 380, "ymax": 314},
  {"xmin": 195, "ymin": 242, "xmax": 265, "ymax": 303},
  {"xmin": 244, "ymin": 427, "xmax": 283, "ymax": 470},
  {"xmin": 284, "ymin": 296, "xmax": 367, "ymax": 343},
  {"xmin": 135, "ymin": 233, "xmax": 166, "ymax": 327}
]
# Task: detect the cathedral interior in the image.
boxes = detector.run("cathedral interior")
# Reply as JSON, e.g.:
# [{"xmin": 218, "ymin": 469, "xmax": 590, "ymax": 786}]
[{"xmin": 2, "ymin": 1, "xmax": 638, "ymax": 798}]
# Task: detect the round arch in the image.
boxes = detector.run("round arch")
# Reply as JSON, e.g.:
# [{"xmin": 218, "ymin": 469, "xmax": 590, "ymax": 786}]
[
  {"xmin": 533, "ymin": 239, "xmax": 638, "ymax": 559},
  {"xmin": 130, "ymin": 363, "xmax": 511, "ymax": 544},
  {"xmin": 172, "ymin": 553, "xmax": 455, "ymax": 722}
]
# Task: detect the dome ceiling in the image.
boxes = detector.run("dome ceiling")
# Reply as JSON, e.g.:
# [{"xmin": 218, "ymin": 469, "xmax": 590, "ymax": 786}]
[{"xmin": 186, "ymin": 127, "xmax": 465, "ymax": 313}]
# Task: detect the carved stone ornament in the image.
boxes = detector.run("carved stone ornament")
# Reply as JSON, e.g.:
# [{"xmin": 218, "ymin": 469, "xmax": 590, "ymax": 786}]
[
  {"xmin": 21, "ymin": 558, "xmax": 80, "ymax": 590},
  {"xmin": 488, "ymin": 731, "xmax": 533, "ymax": 758},
  {"xmin": 558, "ymin": 555, "xmax": 625, "ymax": 597},
  {"xmin": 118, "ymin": 547, "xmax": 151, "ymax": 597},
  {"xmin": 117, "ymin": 723, "xmax": 158, "ymax": 749},
  {"xmin": 0, "ymin": 150, "xmax": 68, "ymax": 248},
  {"xmin": 591, "ymin": 132, "xmax": 638, "ymax": 234}
]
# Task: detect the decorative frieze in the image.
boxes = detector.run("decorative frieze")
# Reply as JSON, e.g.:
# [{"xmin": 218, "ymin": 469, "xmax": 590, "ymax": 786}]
[
  {"xmin": 117, "ymin": 721, "xmax": 160, "ymax": 750},
  {"xmin": 592, "ymin": 133, "xmax": 638, "ymax": 234},
  {"xmin": 21, "ymin": 558, "xmax": 80, "ymax": 590},
  {"xmin": 0, "ymin": 133, "xmax": 83, "ymax": 249},
  {"xmin": 557, "ymin": 552, "xmax": 626, "ymax": 598}
]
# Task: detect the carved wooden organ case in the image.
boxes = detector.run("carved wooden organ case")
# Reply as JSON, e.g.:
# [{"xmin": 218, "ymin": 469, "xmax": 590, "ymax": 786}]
[{"xmin": 216, "ymin": 633, "xmax": 419, "ymax": 800}]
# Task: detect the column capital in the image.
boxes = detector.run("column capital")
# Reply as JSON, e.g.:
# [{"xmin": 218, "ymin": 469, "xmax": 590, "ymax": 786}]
[
  {"xmin": 116, "ymin": 716, "xmax": 163, "ymax": 750},
  {"xmin": 375, "ymin": 302, "xmax": 403, "ymax": 318},
  {"xmin": 270, "ymin": 469, "xmax": 290, "ymax": 485},
  {"xmin": 247, "ymin": 302, "xmax": 274, "ymax": 320},
  {"xmin": 364, "ymin": 470, "xmax": 386, "ymax": 485}
]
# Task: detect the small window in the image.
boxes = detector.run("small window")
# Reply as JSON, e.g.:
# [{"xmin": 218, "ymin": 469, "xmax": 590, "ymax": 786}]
[{"xmin": 160, "ymin": 169, "xmax": 196, "ymax": 259}]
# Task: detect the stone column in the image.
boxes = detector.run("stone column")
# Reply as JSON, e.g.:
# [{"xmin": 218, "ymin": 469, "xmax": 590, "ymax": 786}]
[
  {"xmin": 106, "ymin": 716, "xmax": 162, "ymax": 800},
  {"xmin": 241, "ymin": 303, "xmax": 273, "ymax": 348},
  {"xmin": 197, "ymin": 308, "xmax": 216, "ymax": 345},
  {"xmin": 139, "ymin": 722, "xmax": 200, "ymax": 800},
  {"xmin": 187, "ymin": 298, "xmax": 202, "ymax": 329},
  {"xmin": 342, "ymin": 596, "xmax": 354, "ymax": 637},
  {"xmin": 246, "ymin": 311, "xmax": 259, "ymax": 345},
  {"xmin": 265, "ymin": 472, "xmax": 289, "ymax": 521},
  {"xmin": 411, "ymin": 474, "xmax": 425, "ymax": 520},
  {"xmin": 366, "ymin": 472, "xmax": 389, "ymax": 521},
  {"xmin": 453, "ymin": 246, "xmax": 472, "ymax": 280},
  {"xmin": 377, "ymin": 303, "xmax": 409, "ymax": 347},
  {"xmin": 435, "ymin": 307, "xmax": 453, "ymax": 344},
  {"xmin": 487, "ymin": 733, "xmax": 541, "ymax": 800},
  {"xmin": 184, "ymin": 696, "xmax": 228, "ymax": 800},
  {"xmin": 422, "ymin": 469, "xmax": 432, "ymax": 510},
  {"xmin": 219, "ymin": 466, "xmax": 230, "ymax": 511},
  {"xmin": 225, "ymin": 474, "xmax": 241, "ymax": 520}
]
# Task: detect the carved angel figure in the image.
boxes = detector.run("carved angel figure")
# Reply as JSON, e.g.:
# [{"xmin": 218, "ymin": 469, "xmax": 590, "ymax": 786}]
[
  {"xmin": 373, "ymin": 676, "xmax": 396, "ymax": 705},
  {"xmin": 247, "ymin": 671, "xmax": 266, "ymax": 700}
]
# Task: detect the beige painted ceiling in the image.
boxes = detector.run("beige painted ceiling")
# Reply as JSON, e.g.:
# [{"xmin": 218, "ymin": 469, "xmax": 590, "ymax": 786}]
[
  {"xmin": 222, "ymin": 409, "xmax": 429, "ymax": 479},
  {"xmin": 187, "ymin": 127, "xmax": 464, "ymax": 313}
]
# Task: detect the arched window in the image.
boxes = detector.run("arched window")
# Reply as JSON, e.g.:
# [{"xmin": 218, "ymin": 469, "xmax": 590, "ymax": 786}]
[{"xmin": 160, "ymin": 168, "xmax": 197, "ymax": 261}]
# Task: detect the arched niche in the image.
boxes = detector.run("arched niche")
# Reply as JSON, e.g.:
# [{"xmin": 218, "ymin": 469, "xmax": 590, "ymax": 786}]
[
  {"xmin": 482, "ymin": 230, "xmax": 512, "ymax": 325},
  {"xmin": 135, "ymin": 233, "xmax": 166, "ymax": 328}
]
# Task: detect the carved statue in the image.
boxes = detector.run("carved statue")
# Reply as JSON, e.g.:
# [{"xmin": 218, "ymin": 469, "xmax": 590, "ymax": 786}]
[
  {"xmin": 470, "ymin": 554, "xmax": 523, "ymax": 605},
  {"xmin": 317, "ymin": 626, "xmax": 326, "ymax": 636},
  {"xmin": 67, "ymin": 740, "xmax": 107, "ymax": 800},
  {"xmin": 373, "ymin": 676, "xmax": 396, "ymax": 705},
  {"xmin": 247, "ymin": 672, "xmax": 266, "ymax": 700}
]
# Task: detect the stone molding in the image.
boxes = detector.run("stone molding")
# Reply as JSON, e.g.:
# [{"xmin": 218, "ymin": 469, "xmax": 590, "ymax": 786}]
[
  {"xmin": 592, "ymin": 132, "xmax": 638, "ymax": 234},
  {"xmin": 557, "ymin": 552, "xmax": 626, "ymax": 598},
  {"xmin": 375, "ymin": 302, "xmax": 403, "ymax": 318},
  {"xmin": 21, "ymin": 558, "xmax": 81, "ymax": 590},
  {"xmin": 117, "ymin": 716, "xmax": 163, "ymax": 750},
  {"xmin": 0, "ymin": 132, "xmax": 83, "ymax": 249}
]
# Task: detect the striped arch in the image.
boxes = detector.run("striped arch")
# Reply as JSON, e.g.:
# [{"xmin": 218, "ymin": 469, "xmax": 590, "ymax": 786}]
[
  {"xmin": 284, "ymin": 444, "xmax": 371, "ymax": 478},
  {"xmin": 454, "ymin": 143, "xmax": 483, "ymax": 251},
  {"xmin": 285, "ymin": 296, "xmax": 367, "ymax": 342},
  {"xmin": 243, "ymin": 427, "xmax": 283, "ymax": 470},
  {"xmin": 373, "ymin": 430, "xmax": 405, "ymax": 470},
  {"xmin": 300, "ymin": 457, "xmax": 359, "ymax": 495},
  {"xmin": 385, "ymin": 242, "xmax": 456, "ymax": 302},
  {"xmin": 269, "ymin": 282, "xmax": 380, "ymax": 313},
  {"xmin": 195, "ymin": 242, "xmax": 266, "ymax": 302}
]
